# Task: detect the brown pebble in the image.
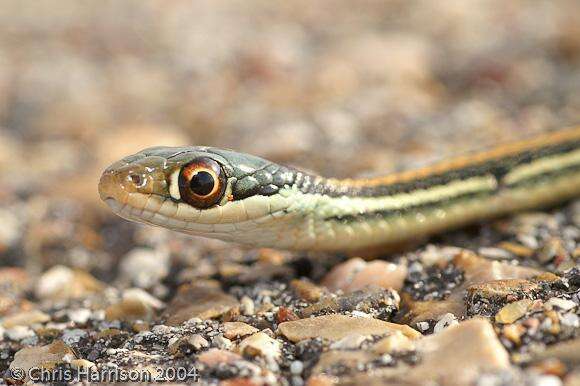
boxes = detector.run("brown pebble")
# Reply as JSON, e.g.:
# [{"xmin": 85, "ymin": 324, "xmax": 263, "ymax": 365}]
[
  {"xmin": 537, "ymin": 237, "xmax": 568, "ymax": 264},
  {"xmin": 276, "ymin": 307, "xmax": 299, "ymax": 323},
  {"xmin": 105, "ymin": 298, "xmax": 154, "ymax": 322},
  {"xmin": 0, "ymin": 267, "xmax": 28, "ymax": 285},
  {"xmin": 238, "ymin": 331, "xmax": 281, "ymax": 359},
  {"xmin": 35, "ymin": 266, "xmax": 105, "ymax": 301},
  {"xmin": 301, "ymin": 287, "xmax": 399, "ymax": 318},
  {"xmin": 495, "ymin": 300, "xmax": 533, "ymax": 324},
  {"xmin": 168, "ymin": 334, "xmax": 209, "ymax": 356},
  {"xmin": 278, "ymin": 314, "xmax": 421, "ymax": 342},
  {"xmin": 523, "ymin": 318, "xmax": 540, "ymax": 332},
  {"xmin": 468, "ymin": 279, "xmax": 540, "ymax": 302},
  {"xmin": 2, "ymin": 310, "xmax": 50, "ymax": 328},
  {"xmin": 497, "ymin": 242, "xmax": 534, "ymax": 258},
  {"xmin": 223, "ymin": 322, "xmax": 259, "ymax": 340},
  {"xmin": 322, "ymin": 258, "xmax": 407, "ymax": 292},
  {"xmin": 290, "ymin": 279, "xmax": 324, "ymax": 302},
  {"xmin": 132, "ymin": 321, "xmax": 150, "ymax": 332},
  {"xmin": 197, "ymin": 349, "xmax": 243, "ymax": 366},
  {"xmin": 503, "ymin": 324, "xmax": 525, "ymax": 345},
  {"xmin": 372, "ymin": 331, "xmax": 415, "ymax": 354},
  {"xmin": 34, "ymin": 327, "xmax": 61, "ymax": 340},
  {"xmin": 162, "ymin": 284, "xmax": 240, "ymax": 326},
  {"xmin": 530, "ymin": 359, "xmax": 567, "ymax": 377},
  {"xmin": 257, "ymin": 248, "xmax": 287, "ymax": 265},
  {"xmin": 223, "ymin": 307, "xmax": 241, "ymax": 322},
  {"xmin": 96, "ymin": 328, "xmax": 126, "ymax": 340}
]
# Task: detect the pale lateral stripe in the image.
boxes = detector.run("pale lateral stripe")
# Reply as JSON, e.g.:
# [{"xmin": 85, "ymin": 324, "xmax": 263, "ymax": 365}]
[
  {"xmin": 294, "ymin": 175, "xmax": 498, "ymax": 219},
  {"xmin": 503, "ymin": 148, "xmax": 580, "ymax": 185}
]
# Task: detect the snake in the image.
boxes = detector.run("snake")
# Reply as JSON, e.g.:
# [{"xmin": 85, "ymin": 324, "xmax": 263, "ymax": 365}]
[{"xmin": 99, "ymin": 126, "xmax": 580, "ymax": 251}]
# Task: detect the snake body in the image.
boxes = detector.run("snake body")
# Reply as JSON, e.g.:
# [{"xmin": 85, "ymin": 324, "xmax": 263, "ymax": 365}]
[{"xmin": 99, "ymin": 126, "xmax": 580, "ymax": 251}]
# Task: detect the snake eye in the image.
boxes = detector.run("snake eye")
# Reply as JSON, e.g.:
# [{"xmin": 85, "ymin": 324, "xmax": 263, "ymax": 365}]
[{"xmin": 178, "ymin": 157, "xmax": 226, "ymax": 208}]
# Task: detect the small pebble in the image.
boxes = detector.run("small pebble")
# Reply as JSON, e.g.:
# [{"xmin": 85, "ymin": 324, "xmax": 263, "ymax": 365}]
[
  {"xmin": 212, "ymin": 335, "xmax": 232, "ymax": 350},
  {"xmin": 291, "ymin": 376, "xmax": 304, "ymax": 386},
  {"xmin": 478, "ymin": 247, "xmax": 513, "ymax": 260},
  {"xmin": 120, "ymin": 248, "xmax": 169, "ymax": 288},
  {"xmin": 5, "ymin": 326, "xmax": 35, "ymax": 341},
  {"xmin": 495, "ymin": 300, "xmax": 533, "ymax": 324},
  {"xmin": 329, "ymin": 333, "xmax": 368, "ymax": 350},
  {"xmin": 68, "ymin": 309, "xmax": 92, "ymax": 324},
  {"xmin": 61, "ymin": 329, "xmax": 87, "ymax": 345},
  {"xmin": 416, "ymin": 321, "xmax": 430, "ymax": 332},
  {"xmin": 534, "ymin": 375, "xmax": 563, "ymax": 386},
  {"xmin": 238, "ymin": 331, "xmax": 281, "ymax": 359},
  {"xmin": 290, "ymin": 360, "xmax": 304, "ymax": 375},
  {"xmin": 560, "ymin": 313, "xmax": 579, "ymax": 328},
  {"xmin": 189, "ymin": 334, "xmax": 210, "ymax": 350},
  {"xmin": 545, "ymin": 297, "xmax": 576, "ymax": 311},
  {"xmin": 240, "ymin": 296, "xmax": 255, "ymax": 315},
  {"xmin": 434, "ymin": 313, "xmax": 458, "ymax": 333}
]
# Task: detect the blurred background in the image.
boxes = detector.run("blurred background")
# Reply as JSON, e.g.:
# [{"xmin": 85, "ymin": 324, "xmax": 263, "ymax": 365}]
[{"xmin": 0, "ymin": 0, "xmax": 579, "ymax": 280}]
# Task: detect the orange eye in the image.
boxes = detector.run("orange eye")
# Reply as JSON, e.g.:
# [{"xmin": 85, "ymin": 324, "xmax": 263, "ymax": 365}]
[{"xmin": 178, "ymin": 157, "xmax": 226, "ymax": 208}]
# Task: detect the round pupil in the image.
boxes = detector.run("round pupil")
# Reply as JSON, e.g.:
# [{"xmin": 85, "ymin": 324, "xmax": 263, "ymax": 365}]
[{"xmin": 189, "ymin": 171, "xmax": 215, "ymax": 196}]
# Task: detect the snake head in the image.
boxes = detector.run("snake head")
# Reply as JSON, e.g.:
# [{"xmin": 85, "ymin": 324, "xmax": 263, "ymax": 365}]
[{"xmin": 98, "ymin": 146, "xmax": 306, "ymax": 247}]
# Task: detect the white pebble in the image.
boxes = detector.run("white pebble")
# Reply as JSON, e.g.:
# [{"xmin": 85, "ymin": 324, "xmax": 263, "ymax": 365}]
[
  {"xmin": 330, "ymin": 333, "xmax": 367, "ymax": 350},
  {"xmin": 416, "ymin": 321, "xmax": 430, "ymax": 332},
  {"xmin": 120, "ymin": 248, "xmax": 169, "ymax": 288},
  {"xmin": 5, "ymin": 326, "xmax": 35, "ymax": 341},
  {"xmin": 434, "ymin": 313, "xmax": 458, "ymax": 333},
  {"xmin": 123, "ymin": 288, "xmax": 165, "ymax": 309},
  {"xmin": 532, "ymin": 375, "xmax": 563, "ymax": 386},
  {"xmin": 560, "ymin": 313, "xmax": 579, "ymax": 328},
  {"xmin": 545, "ymin": 297, "xmax": 576, "ymax": 311},
  {"xmin": 478, "ymin": 247, "xmax": 513, "ymax": 260},
  {"xmin": 62, "ymin": 329, "xmax": 87, "ymax": 345},
  {"xmin": 290, "ymin": 360, "xmax": 303, "ymax": 375},
  {"xmin": 68, "ymin": 309, "xmax": 92, "ymax": 324},
  {"xmin": 167, "ymin": 336, "xmax": 180, "ymax": 346},
  {"xmin": 212, "ymin": 335, "xmax": 232, "ymax": 349},
  {"xmin": 350, "ymin": 311, "xmax": 371, "ymax": 318},
  {"xmin": 0, "ymin": 208, "xmax": 21, "ymax": 247},
  {"xmin": 240, "ymin": 296, "xmax": 255, "ymax": 315}
]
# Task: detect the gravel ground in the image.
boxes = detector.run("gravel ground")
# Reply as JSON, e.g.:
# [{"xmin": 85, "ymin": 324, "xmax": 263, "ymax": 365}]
[{"xmin": 0, "ymin": 1, "xmax": 579, "ymax": 385}]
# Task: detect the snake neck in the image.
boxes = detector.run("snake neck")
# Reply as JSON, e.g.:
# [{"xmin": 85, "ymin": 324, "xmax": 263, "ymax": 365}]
[{"xmin": 283, "ymin": 127, "xmax": 580, "ymax": 251}]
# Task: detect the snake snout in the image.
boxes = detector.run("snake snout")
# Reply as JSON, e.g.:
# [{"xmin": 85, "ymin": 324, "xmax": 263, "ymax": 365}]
[
  {"xmin": 98, "ymin": 167, "xmax": 127, "ymax": 205},
  {"xmin": 98, "ymin": 164, "xmax": 147, "ymax": 202},
  {"xmin": 99, "ymin": 158, "xmax": 171, "ymax": 211}
]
